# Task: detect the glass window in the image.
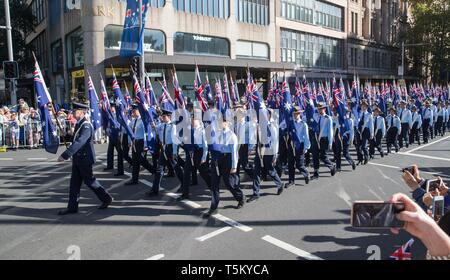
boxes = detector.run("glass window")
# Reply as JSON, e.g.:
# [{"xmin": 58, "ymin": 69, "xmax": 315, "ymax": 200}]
[
  {"xmin": 66, "ymin": 28, "xmax": 84, "ymax": 69},
  {"xmin": 280, "ymin": 28, "xmax": 342, "ymax": 69},
  {"xmin": 236, "ymin": 40, "xmax": 269, "ymax": 59},
  {"xmin": 173, "ymin": 32, "xmax": 229, "ymax": 57},
  {"xmin": 173, "ymin": 0, "xmax": 229, "ymax": 18},
  {"xmin": 51, "ymin": 39, "xmax": 63, "ymax": 73},
  {"xmin": 236, "ymin": 0, "xmax": 269, "ymax": 25},
  {"xmin": 281, "ymin": 0, "xmax": 342, "ymax": 30},
  {"xmin": 104, "ymin": 24, "xmax": 166, "ymax": 53}
]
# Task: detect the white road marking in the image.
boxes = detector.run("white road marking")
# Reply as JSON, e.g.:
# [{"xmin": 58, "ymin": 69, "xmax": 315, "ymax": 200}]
[
  {"xmin": 397, "ymin": 152, "xmax": 450, "ymax": 162},
  {"xmin": 404, "ymin": 135, "xmax": 450, "ymax": 153},
  {"xmin": 369, "ymin": 161, "xmax": 450, "ymax": 178},
  {"xmin": 27, "ymin": 158, "xmax": 48, "ymax": 161},
  {"xmin": 0, "ymin": 158, "xmax": 13, "ymax": 161},
  {"xmin": 195, "ymin": 226, "xmax": 232, "ymax": 242},
  {"xmin": 212, "ymin": 214, "xmax": 253, "ymax": 232},
  {"xmin": 145, "ymin": 254, "xmax": 165, "ymax": 260},
  {"xmin": 368, "ymin": 162, "xmax": 401, "ymax": 169},
  {"xmin": 262, "ymin": 235, "xmax": 323, "ymax": 260}
]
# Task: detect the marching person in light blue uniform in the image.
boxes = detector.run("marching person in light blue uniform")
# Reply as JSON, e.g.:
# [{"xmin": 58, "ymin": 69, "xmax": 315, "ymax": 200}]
[{"xmin": 386, "ymin": 106, "xmax": 401, "ymax": 154}]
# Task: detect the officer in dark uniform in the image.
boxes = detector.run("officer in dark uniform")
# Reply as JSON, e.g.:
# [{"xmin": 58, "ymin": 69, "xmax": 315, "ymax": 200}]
[
  {"xmin": 57, "ymin": 102, "xmax": 113, "ymax": 215},
  {"xmin": 104, "ymin": 102, "xmax": 124, "ymax": 176}
]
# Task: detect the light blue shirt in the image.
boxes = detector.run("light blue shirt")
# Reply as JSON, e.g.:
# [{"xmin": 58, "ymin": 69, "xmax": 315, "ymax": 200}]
[
  {"xmin": 294, "ymin": 118, "xmax": 310, "ymax": 150},
  {"xmin": 183, "ymin": 125, "xmax": 208, "ymax": 162},
  {"xmin": 422, "ymin": 107, "xmax": 433, "ymax": 121},
  {"xmin": 131, "ymin": 117, "xmax": 145, "ymax": 140},
  {"xmin": 398, "ymin": 108, "xmax": 412, "ymax": 127},
  {"xmin": 386, "ymin": 114, "xmax": 401, "ymax": 136},
  {"xmin": 343, "ymin": 116, "xmax": 354, "ymax": 143},
  {"xmin": 316, "ymin": 114, "xmax": 333, "ymax": 147},
  {"xmin": 359, "ymin": 110, "xmax": 374, "ymax": 137},
  {"xmin": 156, "ymin": 122, "xmax": 178, "ymax": 145},
  {"xmin": 218, "ymin": 128, "xmax": 238, "ymax": 169},
  {"xmin": 432, "ymin": 105, "xmax": 438, "ymax": 122},
  {"xmin": 373, "ymin": 115, "xmax": 386, "ymax": 138},
  {"xmin": 412, "ymin": 111, "xmax": 422, "ymax": 129}
]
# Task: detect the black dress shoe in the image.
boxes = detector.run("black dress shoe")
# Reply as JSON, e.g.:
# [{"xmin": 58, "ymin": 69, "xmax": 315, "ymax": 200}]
[
  {"xmin": 351, "ymin": 162, "xmax": 356, "ymax": 170},
  {"xmin": 145, "ymin": 190, "xmax": 159, "ymax": 197},
  {"xmin": 58, "ymin": 209, "xmax": 78, "ymax": 215},
  {"xmin": 330, "ymin": 167, "xmax": 336, "ymax": 176},
  {"xmin": 236, "ymin": 200, "xmax": 245, "ymax": 209},
  {"xmin": 304, "ymin": 175, "xmax": 310, "ymax": 184},
  {"xmin": 277, "ymin": 185, "xmax": 284, "ymax": 195},
  {"xmin": 176, "ymin": 194, "xmax": 189, "ymax": 201},
  {"xmin": 98, "ymin": 197, "xmax": 113, "ymax": 209},
  {"xmin": 285, "ymin": 182, "xmax": 295, "ymax": 188},
  {"xmin": 103, "ymin": 167, "xmax": 113, "ymax": 171},
  {"xmin": 247, "ymin": 195, "xmax": 259, "ymax": 203},
  {"xmin": 125, "ymin": 180, "xmax": 138, "ymax": 185},
  {"xmin": 364, "ymin": 158, "xmax": 368, "ymax": 165},
  {"xmin": 202, "ymin": 209, "xmax": 218, "ymax": 218},
  {"xmin": 114, "ymin": 172, "xmax": 124, "ymax": 176}
]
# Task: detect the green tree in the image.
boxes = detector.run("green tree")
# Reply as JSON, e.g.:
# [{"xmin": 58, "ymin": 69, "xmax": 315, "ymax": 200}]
[
  {"xmin": 405, "ymin": 0, "xmax": 450, "ymax": 82},
  {"xmin": 0, "ymin": 0, "xmax": 35, "ymax": 74}
]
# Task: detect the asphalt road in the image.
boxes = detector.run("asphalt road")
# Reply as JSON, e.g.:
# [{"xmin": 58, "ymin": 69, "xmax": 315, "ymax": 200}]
[{"xmin": 0, "ymin": 133, "xmax": 449, "ymax": 260}]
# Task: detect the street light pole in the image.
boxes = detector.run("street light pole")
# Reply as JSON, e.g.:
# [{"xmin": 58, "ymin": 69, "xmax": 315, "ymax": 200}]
[
  {"xmin": 138, "ymin": 0, "xmax": 145, "ymax": 88},
  {"xmin": 3, "ymin": 0, "xmax": 17, "ymax": 105},
  {"xmin": 401, "ymin": 41, "xmax": 405, "ymax": 80}
]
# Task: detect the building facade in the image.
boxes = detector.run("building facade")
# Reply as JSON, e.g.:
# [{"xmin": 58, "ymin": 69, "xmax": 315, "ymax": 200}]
[{"xmin": 20, "ymin": 0, "xmax": 407, "ymax": 105}]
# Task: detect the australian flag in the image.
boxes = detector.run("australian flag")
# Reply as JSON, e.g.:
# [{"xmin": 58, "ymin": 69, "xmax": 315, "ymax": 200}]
[
  {"xmin": 87, "ymin": 73, "xmax": 102, "ymax": 131},
  {"xmin": 119, "ymin": 0, "xmax": 150, "ymax": 57},
  {"xmin": 302, "ymin": 76, "xmax": 318, "ymax": 132},
  {"xmin": 204, "ymin": 72, "xmax": 213, "ymax": 102},
  {"xmin": 134, "ymin": 74, "xmax": 156, "ymax": 152},
  {"xmin": 159, "ymin": 73, "xmax": 175, "ymax": 112},
  {"xmin": 171, "ymin": 68, "xmax": 185, "ymax": 109},
  {"xmin": 111, "ymin": 71, "xmax": 135, "ymax": 139},
  {"xmin": 145, "ymin": 75, "xmax": 159, "ymax": 107},
  {"xmin": 100, "ymin": 77, "xmax": 120, "ymax": 131},
  {"xmin": 194, "ymin": 66, "xmax": 208, "ymax": 112},
  {"xmin": 34, "ymin": 60, "xmax": 59, "ymax": 154}
]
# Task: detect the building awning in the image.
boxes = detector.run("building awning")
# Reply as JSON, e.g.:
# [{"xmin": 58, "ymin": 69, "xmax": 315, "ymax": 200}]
[{"xmin": 103, "ymin": 50, "xmax": 296, "ymax": 72}]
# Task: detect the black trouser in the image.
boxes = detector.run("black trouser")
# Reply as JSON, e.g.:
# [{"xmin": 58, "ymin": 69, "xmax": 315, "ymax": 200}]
[
  {"xmin": 369, "ymin": 131, "xmax": 383, "ymax": 157},
  {"xmin": 121, "ymin": 133, "xmax": 132, "ymax": 166},
  {"xmin": 67, "ymin": 162, "xmax": 112, "ymax": 211},
  {"xmin": 276, "ymin": 135, "xmax": 295, "ymax": 183},
  {"xmin": 182, "ymin": 149, "xmax": 211, "ymax": 196},
  {"xmin": 354, "ymin": 129, "xmax": 363, "ymax": 162},
  {"xmin": 252, "ymin": 151, "xmax": 282, "ymax": 196},
  {"xmin": 332, "ymin": 132, "xmax": 342, "ymax": 169},
  {"xmin": 209, "ymin": 154, "xmax": 243, "ymax": 211},
  {"xmin": 237, "ymin": 144, "xmax": 254, "ymax": 178},
  {"xmin": 131, "ymin": 139, "xmax": 154, "ymax": 182},
  {"xmin": 399, "ymin": 123, "xmax": 410, "ymax": 148},
  {"xmin": 342, "ymin": 134, "xmax": 355, "ymax": 166},
  {"xmin": 360, "ymin": 128, "xmax": 370, "ymax": 161},
  {"xmin": 386, "ymin": 127, "xmax": 399, "ymax": 153},
  {"xmin": 317, "ymin": 137, "xmax": 334, "ymax": 171},
  {"xmin": 430, "ymin": 121, "xmax": 435, "ymax": 139},
  {"xmin": 436, "ymin": 116, "xmax": 444, "ymax": 136},
  {"xmin": 423, "ymin": 119, "xmax": 431, "ymax": 143},
  {"xmin": 294, "ymin": 144, "xmax": 310, "ymax": 179},
  {"xmin": 152, "ymin": 144, "xmax": 183, "ymax": 193},
  {"xmin": 409, "ymin": 123, "xmax": 420, "ymax": 145},
  {"xmin": 106, "ymin": 137, "xmax": 123, "ymax": 174}
]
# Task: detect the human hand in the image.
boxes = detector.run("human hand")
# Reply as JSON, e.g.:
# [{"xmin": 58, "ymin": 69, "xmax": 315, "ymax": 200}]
[
  {"xmin": 390, "ymin": 193, "xmax": 450, "ymax": 256},
  {"xmin": 402, "ymin": 170, "xmax": 419, "ymax": 191}
]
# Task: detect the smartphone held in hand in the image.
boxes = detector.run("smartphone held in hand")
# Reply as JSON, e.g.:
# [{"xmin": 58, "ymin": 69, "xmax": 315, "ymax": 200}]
[
  {"xmin": 351, "ymin": 201, "xmax": 405, "ymax": 228},
  {"xmin": 432, "ymin": 196, "xmax": 444, "ymax": 221}
]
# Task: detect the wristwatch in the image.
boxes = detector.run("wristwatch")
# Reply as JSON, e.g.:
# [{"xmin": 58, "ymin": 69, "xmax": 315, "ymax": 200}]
[{"xmin": 426, "ymin": 250, "xmax": 450, "ymax": 260}]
